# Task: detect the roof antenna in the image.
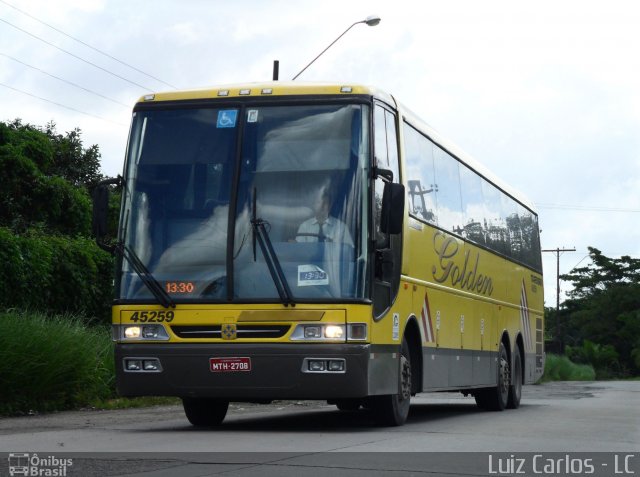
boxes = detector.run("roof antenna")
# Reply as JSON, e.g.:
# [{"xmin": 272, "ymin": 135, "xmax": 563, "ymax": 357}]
[{"xmin": 272, "ymin": 60, "xmax": 279, "ymax": 81}]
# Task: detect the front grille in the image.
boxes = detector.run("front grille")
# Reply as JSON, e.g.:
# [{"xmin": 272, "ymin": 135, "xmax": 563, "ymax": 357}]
[{"xmin": 171, "ymin": 325, "xmax": 290, "ymax": 339}]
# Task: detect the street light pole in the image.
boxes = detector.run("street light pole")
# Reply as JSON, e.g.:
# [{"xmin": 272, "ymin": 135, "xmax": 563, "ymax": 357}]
[
  {"xmin": 542, "ymin": 246, "xmax": 576, "ymax": 351},
  {"xmin": 291, "ymin": 15, "xmax": 381, "ymax": 80}
]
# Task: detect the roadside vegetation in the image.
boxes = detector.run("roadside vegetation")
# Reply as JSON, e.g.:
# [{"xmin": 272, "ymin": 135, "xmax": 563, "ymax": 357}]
[
  {"xmin": 0, "ymin": 119, "xmax": 120, "ymax": 415},
  {"xmin": 0, "ymin": 310, "xmax": 113, "ymax": 414},
  {"xmin": 0, "ymin": 118, "xmax": 638, "ymax": 416},
  {"xmin": 545, "ymin": 248, "xmax": 640, "ymax": 379},
  {"xmin": 540, "ymin": 354, "xmax": 595, "ymax": 383}
]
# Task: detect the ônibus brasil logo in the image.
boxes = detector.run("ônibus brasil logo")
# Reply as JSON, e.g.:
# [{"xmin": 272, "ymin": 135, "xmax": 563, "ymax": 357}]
[{"xmin": 7, "ymin": 453, "xmax": 73, "ymax": 476}]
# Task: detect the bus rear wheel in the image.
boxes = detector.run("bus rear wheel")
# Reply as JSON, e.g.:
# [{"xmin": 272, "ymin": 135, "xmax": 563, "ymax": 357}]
[
  {"xmin": 371, "ymin": 337, "xmax": 412, "ymax": 426},
  {"xmin": 182, "ymin": 397, "xmax": 229, "ymax": 427},
  {"xmin": 507, "ymin": 345, "xmax": 523, "ymax": 409},
  {"xmin": 475, "ymin": 342, "xmax": 510, "ymax": 411}
]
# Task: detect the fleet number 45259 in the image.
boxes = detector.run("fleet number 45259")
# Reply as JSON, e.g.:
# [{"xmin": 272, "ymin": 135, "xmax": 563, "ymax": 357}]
[{"xmin": 129, "ymin": 311, "xmax": 175, "ymax": 323}]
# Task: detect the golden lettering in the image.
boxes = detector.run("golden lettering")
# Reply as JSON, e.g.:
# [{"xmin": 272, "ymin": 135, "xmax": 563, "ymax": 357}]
[{"xmin": 431, "ymin": 231, "xmax": 494, "ymax": 296}]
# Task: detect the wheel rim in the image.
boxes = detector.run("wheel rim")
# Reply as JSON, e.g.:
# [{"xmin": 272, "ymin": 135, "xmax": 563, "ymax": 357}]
[
  {"xmin": 499, "ymin": 355, "xmax": 510, "ymax": 401},
  {"xmin": 400, "ymin": 354, "xmax": 411, "ymax": 400}
]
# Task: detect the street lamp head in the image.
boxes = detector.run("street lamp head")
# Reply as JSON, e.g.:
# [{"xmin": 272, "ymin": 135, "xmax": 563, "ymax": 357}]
[
  {"xmin": 291, "ymin": 14, "xmax": 382, "ymax": 80},
  {"xmin": 364, "ymin": 15, "xmax": 381, "ymax": 27}
]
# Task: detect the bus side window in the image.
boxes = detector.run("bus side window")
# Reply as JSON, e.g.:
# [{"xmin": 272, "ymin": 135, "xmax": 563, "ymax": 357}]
[
  {"xmin": 433, "ymin": 147, "xmax": 463, "ymax": 233},
  {"xmin": 403, "ymin": 122, "xmax": 437, "ymax": 224}
]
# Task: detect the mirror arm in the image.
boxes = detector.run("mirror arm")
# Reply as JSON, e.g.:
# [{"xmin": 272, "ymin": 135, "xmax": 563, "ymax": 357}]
[
  {"xmin": 97, "ymin": 175, "xmax": 123, "ymax": 188},
  {"xmin": 373, "ymin": 166, "xmax": 394, "ymax": 183}
]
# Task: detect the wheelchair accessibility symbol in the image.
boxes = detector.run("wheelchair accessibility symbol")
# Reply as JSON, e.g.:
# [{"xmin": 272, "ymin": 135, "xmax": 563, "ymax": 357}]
[{"xmin": 217, "ymin": 109, "xmax": 238, "ymax": 128}]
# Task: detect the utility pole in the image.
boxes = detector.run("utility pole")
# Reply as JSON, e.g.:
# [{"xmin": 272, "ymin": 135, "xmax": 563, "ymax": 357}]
[{"xmin": 542, "ymin": 247, "xmax": 576, "ymax": 351}]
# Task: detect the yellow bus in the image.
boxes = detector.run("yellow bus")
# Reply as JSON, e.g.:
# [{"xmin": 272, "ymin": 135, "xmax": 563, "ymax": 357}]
[{"xmin": 93, "ymin": 82, "xmax": 544, "ymax": 426}]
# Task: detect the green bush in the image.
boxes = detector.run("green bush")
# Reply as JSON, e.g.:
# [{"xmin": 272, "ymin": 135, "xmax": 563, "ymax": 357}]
[
  {"xmin": 0, "ymin": 228, "xmax": 113, "ymax": 323},
  {"xmin": 0, "ymin": 122, "xmax": 94, "ymax": 236},
  {"xmin": 0, "ymin": 310, "xmax": 115, "ymax": 415},
  {"xmin": 565, "ymin": 340, "xmax": 620, "ymax": 379},
  {"xmin": 541, "ymin": 354, "xmax": 596, "ymax": 382}
]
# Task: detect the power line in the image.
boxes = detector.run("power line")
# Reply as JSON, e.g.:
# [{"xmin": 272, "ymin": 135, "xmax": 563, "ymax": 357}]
[
  {"xmin": 0, "ymin": 81, "xmax": 127, "ymax": 126},
  {"xmin": 0, "ymin": 0, "xmax": 177, "ymax": 90},
  {"xmin": 0, "ymin": 16, "xmax": 153, "ymax": 91},
  {"xmin": 1, "ymin": 53, "xmax": 130, "ymax": 108},
  {"xmin": 536, "ymin": 203, "xmax": 640, "ymax": 213}
]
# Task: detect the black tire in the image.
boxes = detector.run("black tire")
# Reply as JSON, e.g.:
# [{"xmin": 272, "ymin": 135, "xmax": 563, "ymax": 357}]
[
  {"xmin": 507, "ymin": 345, "xmax": 523, "ymax": 409},
  {"xmin": 182, "ymin": 397, "xmax": 229, "ymax": 427},
  {"xmin": 371, "ymin": 338, "xmax": 412, "ymax": 426},
  {"xmin": 474, "ymin": 342, "xmax": 509, "ymax": 411}
]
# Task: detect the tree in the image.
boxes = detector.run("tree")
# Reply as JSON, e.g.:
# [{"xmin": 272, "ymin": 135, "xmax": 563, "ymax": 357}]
[
  {"xmin": 0, "ymin": 120, "xmax": 99, "ymax": 235},
  {"xmin": 559, "ymin": 247, "xmax": 640, "ymax": 376},
  {"xmin": 0, "ymin": 119, "xmax": 113, "ymax": 321},
  {"xmin": 45, "ymin": 121, "xmax": 104, "ymax": 188},
  {"xmin": 562, "ymin": 247, "xmax": 640, "ymax": 299}
]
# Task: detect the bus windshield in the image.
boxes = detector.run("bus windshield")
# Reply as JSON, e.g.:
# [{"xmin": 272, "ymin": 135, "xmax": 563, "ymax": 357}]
[{"xmin": 119, "ymin": 103, "xmax": 370, "ymax": 303}]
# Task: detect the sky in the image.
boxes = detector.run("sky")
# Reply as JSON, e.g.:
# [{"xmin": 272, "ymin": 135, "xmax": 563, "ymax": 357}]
[{"xmin": 1, "ymin": 0, "xmax": 639, "ymax": 306}]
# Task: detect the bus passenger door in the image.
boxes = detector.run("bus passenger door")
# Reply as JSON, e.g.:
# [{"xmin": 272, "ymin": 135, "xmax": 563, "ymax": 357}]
[{"xmin": 372, "ymin": 103, "xmax": 403, "ymax": 319}]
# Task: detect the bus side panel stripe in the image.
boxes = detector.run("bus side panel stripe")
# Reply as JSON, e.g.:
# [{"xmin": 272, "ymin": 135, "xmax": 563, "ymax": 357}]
[
  {"xmin": 520, "ymin": 280, "xmax": 533, "ymax": 352},
  {"xmin": 421, "ymin": 292, "xmax": 435, "ymax": 343}
]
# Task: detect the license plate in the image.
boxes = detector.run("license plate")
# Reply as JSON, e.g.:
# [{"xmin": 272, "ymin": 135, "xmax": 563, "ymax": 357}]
[{"xmin": 209, "ymin": 357, "xmax": 252, "ymax": 373}]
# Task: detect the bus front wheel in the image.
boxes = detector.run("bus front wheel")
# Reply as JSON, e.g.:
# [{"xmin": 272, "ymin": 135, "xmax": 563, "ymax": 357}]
[
  {"xmin": 371, "ymin": 337, "xmax": 412, "ymax": 426},
  {"xmin": 182, "ymin": 397, "xmax": 229, "ymax": 427}
]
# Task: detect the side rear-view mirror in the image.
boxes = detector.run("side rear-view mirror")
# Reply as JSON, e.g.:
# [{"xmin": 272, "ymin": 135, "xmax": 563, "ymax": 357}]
[
  {"xmin": 380, "ymin": 182, "xmax": 405, "ymax": 235},
  {"xmin": 92, "ymin": 177, "xmax": 121, "ymax": 253},
  {"xmin": 92, "ymin": 184, "xmax": 109, "ymax": 240}
]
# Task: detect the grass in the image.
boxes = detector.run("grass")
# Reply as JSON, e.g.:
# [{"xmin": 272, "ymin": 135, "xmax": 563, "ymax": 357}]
[
  {"xmin": 540, "ymin": 353, "xmax": 596, "ymax": 382},
  {"xmin": 0, "ymin": 309, "xmax": 182, "ymax": 415},
  {"xmin": 91, "ymin": 396, "xmax": 180, "ymax": 410},
  {"xmin": 0, "ymin": 309, "xmax": 115, "ymax": 415}
]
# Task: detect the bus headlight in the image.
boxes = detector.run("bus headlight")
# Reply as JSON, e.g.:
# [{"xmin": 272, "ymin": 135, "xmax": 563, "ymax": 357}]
[
  {"xmin": 124, "ymin": 326, "xmax": 141, "ymax": 339},
  {"xmin": 324, "ymin": 325, "xmax": 344, "ymax": 339},
  {"xmin": 115, "ymin": 324, "xmax": 170, "ymax": 341},
  {"xmin": 291, "ymin": 323, "xmax": 367, "ymax": 342}
]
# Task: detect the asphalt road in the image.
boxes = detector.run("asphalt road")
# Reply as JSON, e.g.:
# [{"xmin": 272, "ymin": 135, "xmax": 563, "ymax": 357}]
[{"xmin": 1, "ymin": 381, "xmax": 638, "ymax": 476}]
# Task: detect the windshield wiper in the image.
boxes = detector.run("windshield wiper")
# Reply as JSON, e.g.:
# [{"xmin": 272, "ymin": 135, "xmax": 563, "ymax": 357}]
[
  {"xmin": 115, "ymin": 242, "xmax": 175, "ymax": 309},
  {"xmin": 251, "ymin": 189, "xmax": 295, "ymax": 307}
]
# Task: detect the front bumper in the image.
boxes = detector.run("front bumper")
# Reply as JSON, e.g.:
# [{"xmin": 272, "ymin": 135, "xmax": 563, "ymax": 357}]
[{"xmin": 115, "ymin": 343, "xmax": 376, "ymax": 400}]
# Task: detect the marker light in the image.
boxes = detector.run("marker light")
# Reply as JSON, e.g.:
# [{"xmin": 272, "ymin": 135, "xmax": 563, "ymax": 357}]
[
  {"xmin": 347, "ymin": 323, "xmax": 368, "ymax": 341},
  {"xmin": 143, "ymin": 94, "xmax": 155, "ymax": 101},
  {"xmin": 302, "ymin": 358, "xmax": 346, "ymax": 373},
  {"xmin": 340, "ymin": 86, "xmax": 353, "ymax": 93},
  {"xmin": 126, "ymin": 359, "xmax": 142, "ymax": 371},
  {"xmin": 239, "ymin": 89, "xmax": 251, "ymax": 95},
  {"xmin": 218, "ymin": 90, "xmax": 229, "ymax": 96},
  {"xmin": 123, "ymin": 358, "xmax": 163, "ymax": 373},
  {"xmin": 308, "ymin": 360, "xmax": 325, "ymax": 372},
  {"xmin": 328, "ymin": 360, "xmax": 345, "ymax": 372},
  {"xmin": 143, "ymin": 359, "xmax": 162, "ymax": 371}
]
